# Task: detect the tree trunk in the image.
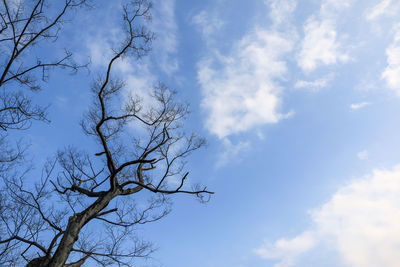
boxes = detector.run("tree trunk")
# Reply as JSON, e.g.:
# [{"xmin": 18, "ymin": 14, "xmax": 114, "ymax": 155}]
[
  {"xmin": 26, "ymin": 256, "xmax": 50, "ymax": 267},
  {"xmin": 46, "ymin": 191, "xmax": 115, "ymax": 267}
]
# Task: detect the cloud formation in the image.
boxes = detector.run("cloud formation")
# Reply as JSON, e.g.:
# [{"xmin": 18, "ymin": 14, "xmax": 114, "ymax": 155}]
[
  {"xmin": 294, "ymin": 74, "xmax": 333, "ymax": 91},
  {"xmin": 152, "ymin": 0, "xmax": 179, "ymax": 75},
  {"xmin": 192, "ymin": 10, "xmax": 224, "ymax": 41},
  {"xmin": 198, "ymin": 30, "xmax": 293, "ymax": 138},
  {"xmin": 255, "ymin": 165, "xmax": 400, "ymax": 267},
  {"xmin": 357, "ymin": 150, "xmax": 369, "ymax": 160},
  {"xmin": 197, "ymin": 0, "xmax": 296, "ymax": 138},
  {"xmin": 382, "ymin": 25, "xmax": 400, "ymax": 94},
  {"xmin": 267, "ymin": 0, "xmax": 297, "ymax": 26},
  {"xmin": 350, "ymin": 102, "xmax": 371, "ymax": 110},
  {"xmin": 216, "ymin": 139, "xmax": 250, "ymax": 167},
  {"xmin": 366, "ymin": 0, "xmax": 400, "ymax": 20},
  {"xmin": 297, "ymin": 0, "xmax": 351, "ymax": 72},
  {"xmin": 255, "ymin": 231, "xmax": 315, "ymax": 267}
]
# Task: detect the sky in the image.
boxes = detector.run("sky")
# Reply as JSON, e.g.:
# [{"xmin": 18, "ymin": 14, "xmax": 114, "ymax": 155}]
[{"xmin": 18, "ymin": 0, "xmax": 400, "ymax": 266}]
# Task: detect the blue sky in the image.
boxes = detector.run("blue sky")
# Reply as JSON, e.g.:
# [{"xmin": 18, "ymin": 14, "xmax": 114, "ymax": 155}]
[{"xmin": 21, "ymin": 0, "xmax": 400, "ymax": 266}]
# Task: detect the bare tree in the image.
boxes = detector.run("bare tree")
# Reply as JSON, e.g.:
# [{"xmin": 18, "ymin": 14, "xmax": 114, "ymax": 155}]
[
  {"xmin": 0, "ymin": 0, "xmax": 88, "ymax": 90},
  {"xmin": 0, "ymin": 2, "xmax": 88, "ymax": 261},
  {"xmin": 0, "ymin": 0, "xmax": 89, "ymax": 172},
  {"xmin": 0, "ymin": 1, "xmax": 212, "ymax": 266}
]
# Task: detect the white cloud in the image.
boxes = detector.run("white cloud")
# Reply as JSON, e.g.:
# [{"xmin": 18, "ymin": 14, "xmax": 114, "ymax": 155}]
[
  {"xmin": 350, "ymin": 102, "xmax": 371, "ymax": 110},
  {"xmin": 85, "ymin": 27, "xmax": 156, "ymax": 98},
  {"xmin": 255, "ymin": 231, "xmax": 316, "ymax": 267},
  {"xmin": 357, "ymin": 150, "xmax": 369, "ymax": 160},
  {"xmin": 83, "ymin": 1, "xmax": 180, "ymax": 114},
  {"xmin": 320, "ymin": 0, "xmax": 354, "ymax": 17},
  {"xmin": 297, "ymin": 0, "xmax": 352, "ymax": 72},
  {"xmin": 294, "ymin": 74, "xmax": 333, "ymax": 91},
  {"xmin": 152, "ymin": 0, "xmax": 179, "ymax": 75},
  {"xmin": 198, "ymin": 30, "xmax": 293, "ymax": 138},
  {"xmin": 366, "ymin": 0, "xmax": 400, "ymax": 20},
  {"xmin": 366, "ymin": 0, "xmax": 391, "ymax": 20},
  {"xmin": 83, "ymin": 23, "xmax": 162, "ymax": 132},
  {"xmin": 197, "ymin": 0, "xmax": 296, "ymax": 138},
  {"xmin": 216, "ymin": 139, "xmax": 250, "ymax": 167},
  {"xmin": 256, "ymin": 165, "xmax": 400, "ymax": 267},
  {"xmin": 85, "ymin": 0, "xmax": 179, "ymax": 76},
  {"xmin": 86, "ymin": 28, "xmax": 120, "ymax": 68},
  {"xmin": 123, "ymin": 63, "xmax": 156, "ymax": 102},
  {"xmin": 267, "ymin": 0, "xmax": 297, "ymax": 26},
  {"xmin": 382, "ymin": 25, "xmax": 400, "ymax": 94},
  {"xmin": 298, "ymin": 18, "xmax": 349, "ymax": 72},
  {"xmin": 192, "ymin": 10, "xmax": 224, "ymax": 40}
]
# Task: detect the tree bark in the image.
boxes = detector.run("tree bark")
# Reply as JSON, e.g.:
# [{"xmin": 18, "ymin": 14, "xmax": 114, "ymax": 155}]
[{"xmin": 47, "ymin": 191, "xmax": 116, "ymax": 267}]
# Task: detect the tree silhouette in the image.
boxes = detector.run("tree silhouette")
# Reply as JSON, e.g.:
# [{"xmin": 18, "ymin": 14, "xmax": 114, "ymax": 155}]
[{"xmin": 0, "ymin": 1, "xmax": 212, "ymax": 266}]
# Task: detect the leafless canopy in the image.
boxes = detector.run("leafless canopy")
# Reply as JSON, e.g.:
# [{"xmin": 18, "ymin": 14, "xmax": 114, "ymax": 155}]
[
  {"xmin": 0, "ymin": 0, "xmax": 87, "ymax": 90},
  {"xmin": 0, "ymin": 1, "xmax": 212, "ymax": 266},
  {"xmin": 0, "ymin": 0, "xmax": 89, "ymax": 172}
]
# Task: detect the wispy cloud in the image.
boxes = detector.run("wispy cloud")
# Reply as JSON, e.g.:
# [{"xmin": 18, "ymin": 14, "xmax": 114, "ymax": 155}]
[
  {"xmin": 86, "ymin": 28, "xmax": 120, "ymax": 69},
  {"xmin": 192, "ymin": 10, "xmax": 224, "ymax": 41},
  {"xmin": 255, "ymin": 231, "xmax": 316, "ymax": 267},
  {"xmin": 294, "ymin": 74, "xmax": 333, "ymax": 91},
  {"xmin": 297, "ymin": 0, "xmax": 351, "ymax": 72},
  {"xmin": 198, "ymin": 30, "xmax": 293, "ymax": 138},
  {"xmin": 357, "ymin": 150, "xmax": 369, "ymax": 160},
  {"xmin": 256, "ymin": 165, "xmax": 400, "ymax": 267},
  {"xmin": 366, "ymin": 0, "xmax": 400, "ymax": 20},
  {"xmin": 298, "ymin": 19, "xmax": 348, "ymax": 72},
  {"xmin": 85, "ymin": 0, "xmax": 179, "ymax": 77},
  {"xmin": 267, "ymin": 0, "xmax": 297, "ymax": 27},
  {"xmin": 350, "ymin": 102, "xmax": 371, "ymax": 110},
  {"xmin": 216, "ymin": 139, "xmax": 250, "ymax": 167},
  {"xmin": 382, "ymin": 24, "xmax": 400, "ymax": 94},
  {"xmin": 152, "ymin": 0, "xmax": 179, "ymax": 75},
  {"xmin": 196, "ymin": 0, "xmax": 297, "ymax": 139},
  {"xmin": 82, "ymin": 0, "xmax": 182, "ymax": 115}
]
